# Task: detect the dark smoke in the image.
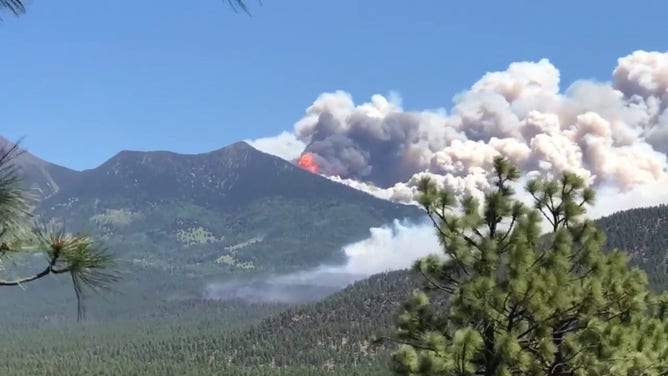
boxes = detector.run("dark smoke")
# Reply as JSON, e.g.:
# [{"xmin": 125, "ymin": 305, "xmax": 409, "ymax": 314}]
[
  {"xmin": 250, "ymin": 51, "xmax": 668, "ymax": 215},
  {"xmin": 304, "ymin": 111, "xmax": 427, "ymax": 187}
]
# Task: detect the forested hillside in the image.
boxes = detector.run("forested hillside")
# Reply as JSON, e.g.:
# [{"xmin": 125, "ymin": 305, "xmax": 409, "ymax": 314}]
[
  {"xmin": 595, "ymin": 204, "xmax": 668, "ymax": 289},
  {"xmin": 0, "ymin": 272, "xmax": 418, "ymax": 375},
  {"xmin": 3, "ymin": 204, "xmax": 668, "ymax": 375}
]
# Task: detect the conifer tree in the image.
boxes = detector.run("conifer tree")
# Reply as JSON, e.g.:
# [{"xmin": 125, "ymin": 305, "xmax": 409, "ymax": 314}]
[
  {"xmin": 391, "ymin": 156, "xmax": 668, "ymax": 375},
  {"xmin": 0, "ymin": 143, "xmax": 119, "ymax": 320},
  {"xmin": 1, "ymin": 0, "xmax": 254, "ymax": 17}
]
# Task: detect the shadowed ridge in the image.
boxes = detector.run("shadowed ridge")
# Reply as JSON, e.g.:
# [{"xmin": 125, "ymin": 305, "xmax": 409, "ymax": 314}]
[{"xmin": 45, "ymin": 140, "xmax": 418, "ymax": 213}]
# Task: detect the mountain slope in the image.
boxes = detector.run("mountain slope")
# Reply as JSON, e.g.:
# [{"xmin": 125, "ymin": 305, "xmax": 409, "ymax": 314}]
[
  {"xmin": 595, "ymin": 204, "xmax": 668, "ymax": 290},
  {"xmin": 1, "ymin": 136, "xmax": 78, "ymax": 199}
]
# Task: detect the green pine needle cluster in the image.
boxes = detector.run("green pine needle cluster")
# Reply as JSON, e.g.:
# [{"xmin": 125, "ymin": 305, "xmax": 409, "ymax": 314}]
[
  {"xmin": 1, "ymin": 1, "xmax": 256, "ymax": 18},
  {"xmin": 0, "ymin": 144, "xmax": 119, "ymax": 321},
  {"xmin": 0, "ymin": 0, "xmax": 24, "ymax": 16},
  {"xmin": 391, "ymin": 156, "xmax": 668, "ymax": 375}
]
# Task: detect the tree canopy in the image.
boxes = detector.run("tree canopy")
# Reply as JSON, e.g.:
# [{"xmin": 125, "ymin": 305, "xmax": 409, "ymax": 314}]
[
  {"xmin": 0, "ymin": 143, "xmax": 119, "ymax": 320},
  {"xmin": 1, "ymin": 0, "xmax": 254, "ymax": 17},
  {"xmin": 391, "ymin": 156, "xmax": 668, "ymax": 375}
]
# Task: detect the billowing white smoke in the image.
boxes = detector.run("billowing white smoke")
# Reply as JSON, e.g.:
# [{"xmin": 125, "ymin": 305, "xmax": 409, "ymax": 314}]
[
  {"xmin": 335, "ymin": 219, "xmax": 441, "ymax": 275},
  {"xmin": 223, "ymin": 50, "xmax": 668, "ymax": 304},
  {"xmin": 247, "ymin": 131, "xmax": 306, "ymax": 162},
  {"xmin": 204, "ymin": 219, "xmax": 440, "ymax": 304},
  {"xmin": 249, "ymin": 50, "xmax": 668, "ymax": 217}
]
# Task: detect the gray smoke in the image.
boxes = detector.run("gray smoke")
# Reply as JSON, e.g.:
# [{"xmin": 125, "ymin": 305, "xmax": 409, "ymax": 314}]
[
  {"xmin": 250, "ymin": 50, "xmax": 668, "ymax": 216},
  {"xmin": 202, "ymin": 270, "xmax": 363, "ymax": 304}
]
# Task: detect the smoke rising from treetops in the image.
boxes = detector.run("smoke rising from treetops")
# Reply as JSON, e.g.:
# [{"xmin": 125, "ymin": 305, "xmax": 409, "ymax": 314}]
[
  {"xmin": 250, "ymin": 50, "xmax": 668, "ymax": 217},
  {"xmin": 204, "ymin": 219, "xmax": 441, "ymax": 303}
]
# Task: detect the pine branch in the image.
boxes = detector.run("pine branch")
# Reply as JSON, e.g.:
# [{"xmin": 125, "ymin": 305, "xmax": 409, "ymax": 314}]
[
  {"xmin": 0, "ymin": 0, "xmax": 25, "ymax": 16},
  {"xmin": 0, "ymin": 265, "xmax": 51, "ymax": 285},
  {"xmin": 2, "ymin": 1, "xmax": 258, "ymax": 18},
  {"xmin": 418, "ymin": 268, "xmax": 456, "ymax": 294}
]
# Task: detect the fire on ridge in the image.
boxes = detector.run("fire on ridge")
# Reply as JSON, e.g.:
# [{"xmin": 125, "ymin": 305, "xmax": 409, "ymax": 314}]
[{"xmin": 298, "ymin": 153, "xmax": 319, "ymax": 174}]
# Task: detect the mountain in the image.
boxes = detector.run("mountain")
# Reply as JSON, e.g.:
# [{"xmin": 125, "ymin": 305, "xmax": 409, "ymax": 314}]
[
  {"xmin": 35, "ymin": 140, "xmax": 423, "ymax": 273},
  {"xmin": 1, "ymin": 138, "xmax": 424, "ymax": 322},
  {"xmin": 44, "ymin": 141, "xmax": 399, "ymax": 210}
]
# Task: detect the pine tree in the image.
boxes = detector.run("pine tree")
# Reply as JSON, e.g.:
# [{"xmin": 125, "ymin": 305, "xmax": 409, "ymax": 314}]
[
  {"xmin": 390, "ymin": 156, "xmax": 668, "ymax": 375},
  {"xmin": 0, "ymin": 143, "xmax": 119, "ymax": 320},
  {"xmin": 1, "ymin": 0, "xmax": 254, "ymax": 17}
]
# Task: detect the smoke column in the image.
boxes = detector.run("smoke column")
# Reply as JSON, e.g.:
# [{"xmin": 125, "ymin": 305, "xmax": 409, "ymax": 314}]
[{"xmin": 249, "ymin": 50, "xmax": 668, "ymax": 216}]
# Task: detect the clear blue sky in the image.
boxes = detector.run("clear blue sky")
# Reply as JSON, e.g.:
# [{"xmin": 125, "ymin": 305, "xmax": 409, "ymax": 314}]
[{"xmin": 2, "ymin": 0, "xmax": 666, "ymax": 170}]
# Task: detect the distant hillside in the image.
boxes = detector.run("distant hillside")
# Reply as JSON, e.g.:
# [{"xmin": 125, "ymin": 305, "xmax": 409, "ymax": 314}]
[
  {"xmin": 595, "ymin": 204, "xmax": 668, "ymax": 290},
  {"xmin": 221, "ymin": 270, "xmax": 420, "ymax": 369},
  {"xmin": 211, "ymin": 204, "xmax": 668, "ymax": 371},
  {"xmin": 0, "ymin": 271, "xmax": 418, "ymax": 376},
  {"xmin": 2, "ymin": 203, "xmax": 668, "ymax": 375}
]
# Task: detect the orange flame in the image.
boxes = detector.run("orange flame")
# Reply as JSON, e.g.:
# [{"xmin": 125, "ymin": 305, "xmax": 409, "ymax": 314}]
[{"xmin": 298, "ymin": 153, "xmax": 319, "ymax": 174}]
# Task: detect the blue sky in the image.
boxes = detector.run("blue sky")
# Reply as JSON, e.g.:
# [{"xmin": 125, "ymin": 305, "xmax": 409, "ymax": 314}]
[{"xmin": 1, "ymin": 0, "xmax": 666, "ymax": 170}]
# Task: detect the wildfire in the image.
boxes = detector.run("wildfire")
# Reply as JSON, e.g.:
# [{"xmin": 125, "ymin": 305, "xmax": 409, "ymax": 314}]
[{"xmin": 298, "ymin": 153, "xmax": 319, "ymax": 174}]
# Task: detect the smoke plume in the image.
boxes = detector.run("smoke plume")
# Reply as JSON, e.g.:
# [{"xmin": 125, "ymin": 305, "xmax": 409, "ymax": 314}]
[
  {"xmin": 203, "ymin": 219, "xmax": 440, "ymax": 304},
  {"xmin": 224, "ymin": 50, "xmax": 668, "ymax": 305},
  {"xmin": 251, "ymin": 50, "xmax": 668, "ymax": 216}
]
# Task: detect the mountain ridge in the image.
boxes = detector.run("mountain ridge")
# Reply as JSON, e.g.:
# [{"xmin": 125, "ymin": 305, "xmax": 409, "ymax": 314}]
[
  {"xmin": 39, "ymin": 139, "xmax": 418, "ymax": 214},
  {"xmin": 0, "ymin": 136, "xmax": 78, "ymax": 199},
  {"xmin": 2, "ymin": 136, "xmax": 413, "ymax": 215}
]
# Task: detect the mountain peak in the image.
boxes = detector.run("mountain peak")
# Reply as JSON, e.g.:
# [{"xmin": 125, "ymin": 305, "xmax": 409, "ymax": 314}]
[
  {"xmin": 223, "ymin": 141, "xmax": 254, "ymax": 151},
  {"xmin": 106, "ymin": 141, "xmax": 257, "ymax": 165},
  {"xmin": 207, "ymin": 140, "xmax": 258, "ymax": 161}
]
